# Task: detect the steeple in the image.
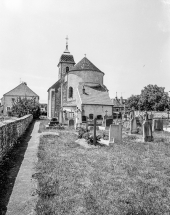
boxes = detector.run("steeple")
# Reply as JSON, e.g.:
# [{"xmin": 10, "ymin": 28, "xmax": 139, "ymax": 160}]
[
  {"xmin": 58, "ymin": 36, "xmax": 75, "ymax": 79},
  {"xmin": 64, "ymin": 35, "xmax": 70, "ymax": 54}
]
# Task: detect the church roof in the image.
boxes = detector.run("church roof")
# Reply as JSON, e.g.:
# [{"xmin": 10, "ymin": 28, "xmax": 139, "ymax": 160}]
[
  {"xmin": 58, "ymin": 45, "xmax": 75, "ymax": 66},
  {"xmin": 70, "ymin": 57, "xmax": 104, "ymax": 74},
  {"xmin": 4, "ymin": 82, "xmax": 39, "ymax": 97},
  {"xmin": 78, "ymin": 83, "xmax": 112, "ymax": 105},
  {"xmin": 47, "ymin": 79, "xmax": 61, "ymax": 92}
]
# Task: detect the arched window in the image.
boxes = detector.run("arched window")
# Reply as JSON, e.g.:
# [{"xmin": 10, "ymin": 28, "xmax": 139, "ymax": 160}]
[
  {"xmin": 66, "ymin": 67, "xmax": 69, "ymax": 73},
  {"xmin": 69, "ymin": 87, "xmax": 73, "ymax": 98}
]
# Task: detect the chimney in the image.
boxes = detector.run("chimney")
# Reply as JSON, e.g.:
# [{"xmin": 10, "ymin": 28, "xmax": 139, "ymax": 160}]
[
  {"xmin": 83, "ymin": 86, "xmax": 85, "ymax": 94},
  {"xmin": 120, "ymin": 96, "xmax": 123, "ymax": 105}
]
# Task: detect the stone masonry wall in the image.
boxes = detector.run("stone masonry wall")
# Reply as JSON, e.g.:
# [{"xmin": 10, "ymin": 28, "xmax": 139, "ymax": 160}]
[{"xmin": 0, "ymin": 114, "xmax": 33, "ymax": 161}]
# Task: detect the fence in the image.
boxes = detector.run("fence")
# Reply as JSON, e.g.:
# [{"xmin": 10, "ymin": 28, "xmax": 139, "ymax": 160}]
[{"xmin": 0, "ymin": 114, "xmax": 33, "ymax": 161}]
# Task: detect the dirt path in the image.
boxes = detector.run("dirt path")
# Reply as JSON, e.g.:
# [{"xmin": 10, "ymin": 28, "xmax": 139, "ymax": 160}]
[{"xmin": 0, "ymin": 120, "xmax": 40, "ymax": 215}]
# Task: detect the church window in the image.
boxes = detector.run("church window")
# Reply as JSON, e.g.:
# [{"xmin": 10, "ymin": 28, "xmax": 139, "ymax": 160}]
[
  {"xmin": 69, "ymin": 87, "xmax": 73, "ymax": 98},
  {"xmin": 66, "ymin": 67, "xmax": 69, "ymax": 73},
  {"xmin": 89, "ymin": 114, "xmax": 93, "ymax": 119}
]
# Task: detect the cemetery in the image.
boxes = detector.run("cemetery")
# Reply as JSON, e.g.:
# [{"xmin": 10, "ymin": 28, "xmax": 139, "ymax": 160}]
[{"xmin": 33, "ymin": 114, "xmax": 170, "ymax": 214}]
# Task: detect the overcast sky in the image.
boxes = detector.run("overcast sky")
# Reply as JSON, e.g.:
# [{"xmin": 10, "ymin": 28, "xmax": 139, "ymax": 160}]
[{"xmin": 0, "ymin": 0, "xmax": 170, "ymax": 103}]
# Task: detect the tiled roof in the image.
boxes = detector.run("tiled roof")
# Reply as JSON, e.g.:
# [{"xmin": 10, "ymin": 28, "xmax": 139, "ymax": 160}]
[
  {"xmin": 4, "ymin": 82, "xmax": 39, "ymax": 97},
  {"xmin": 78, "ymin": 83, "xmax": 113, "ymax": 105},
  {"xmin": 58, "ymin": 46, "xmax": 75, "ymax": 65},
  {"xmin": 47, "ymin": 79, "xmax": 61, "ymax": 92},
  {"xmin": 70, "ymin": 57, "xmax": 104, "ymax": 74},
  {"xmin": 111, "ymin": 98, "xmax": 127, "ymax": 107},
  {"xmin": 59, "ymin": 54, "xmax": 75, "ymax": 64}
]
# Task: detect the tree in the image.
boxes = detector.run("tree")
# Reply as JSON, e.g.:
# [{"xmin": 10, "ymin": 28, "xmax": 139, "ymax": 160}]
[
  {"xmin": 139, "ymin": 84, "xmax": 169, "ymax": 111},
  {"xmin": 126, "ymin": 95, "xmax": 140, "ymax": 110},
  {"xmin": 11, "ymin": 97, "xmax": 40, "ymax": 119},
  {"xmin": 127, "ymin": 84, "xmax": 170, "ymax": 111}
]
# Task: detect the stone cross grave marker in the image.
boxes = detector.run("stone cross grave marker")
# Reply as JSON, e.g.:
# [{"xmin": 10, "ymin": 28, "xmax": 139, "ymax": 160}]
[{"xmin": 109, "ymin": 124, "xmax": 122, "ymax": 146}]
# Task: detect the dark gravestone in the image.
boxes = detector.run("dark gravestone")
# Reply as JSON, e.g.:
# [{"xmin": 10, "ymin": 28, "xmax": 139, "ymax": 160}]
[
  {"xmin": 69, "ymin": 119, "xmax": 74, "ymax": 126},
  {"xmin": 49, "ymin": 118, "xmax": 59, "ymax": 126},
  {"xmin": 105, "ymin": 118, "xmax": 113, "ymax": 127},
  {"xmin": 152, "ymin": 119, "xmax": 163, "ymax": 131},
  {"xmin": 143, "ymin": 120, "xmax": 153, "ymax": 142}
]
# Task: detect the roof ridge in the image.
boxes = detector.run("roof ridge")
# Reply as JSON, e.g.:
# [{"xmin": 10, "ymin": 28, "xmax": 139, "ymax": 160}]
[
  {"xmin": 3, "ymin": 83, "xmax": 39, "ymax": 97},
  {"xmin": 70, "ymin": 57, "xmax": 104, "ymax": 74}
]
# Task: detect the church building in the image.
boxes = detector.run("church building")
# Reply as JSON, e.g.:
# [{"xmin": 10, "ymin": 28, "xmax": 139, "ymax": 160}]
[{"xmin": 47, "ymin": 39, "xmax": 113, "ymax": 123}]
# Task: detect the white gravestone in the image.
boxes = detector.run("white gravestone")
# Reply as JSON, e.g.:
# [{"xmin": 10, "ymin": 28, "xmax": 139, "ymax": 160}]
[
  {"xmin": 75, "ymin": 111, "xmax": 82, "ymax": 129},
  {"xmin": 109, "ymin": 124, "xmax": 122, "ymax": 145},
  {"xmin": 130, "ymin": 110, "xmax": 137, "ymax": 134}
]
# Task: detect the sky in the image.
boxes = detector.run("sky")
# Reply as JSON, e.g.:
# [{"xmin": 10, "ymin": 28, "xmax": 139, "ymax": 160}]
[{"xmin": 0, "ymin": 0, "xmax": 170, "ymax": 103}]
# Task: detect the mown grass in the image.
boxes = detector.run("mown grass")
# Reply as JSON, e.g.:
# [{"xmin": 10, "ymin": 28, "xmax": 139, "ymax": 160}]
[{"xmin": 35, "ymin": 120, "xmax": 170, "ymax": 215}]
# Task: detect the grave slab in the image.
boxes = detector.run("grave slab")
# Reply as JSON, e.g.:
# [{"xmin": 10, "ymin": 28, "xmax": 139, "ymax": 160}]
[{"xmin": 109, "ymin": 124, "xmax": 122, "ymax": 145}]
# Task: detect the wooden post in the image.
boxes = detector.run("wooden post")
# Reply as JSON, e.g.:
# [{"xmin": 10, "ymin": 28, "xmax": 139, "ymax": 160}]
[
  {"xmin": 86, "ymin": 118, "xmax": 88, "ymax": 131},
  {"xmin": 93, "ymin": 118, "xmax": 96, "ymax": 145}
]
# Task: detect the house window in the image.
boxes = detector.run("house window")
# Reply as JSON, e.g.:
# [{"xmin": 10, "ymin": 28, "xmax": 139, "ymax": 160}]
[
  {"xmin": 7, "ymin": 106, "xmax": 11, "ymax": 111},
  {"xmin": 89, "ymin": 114, "xmax": 93, "ymax": 119},
  {"xmin": 66, "ymin": 67, "xmax": 69, "ymax": 73},
  {"xmin": 97, "ymin": 115, "xmax": 102, "ymax": 119},
  {"xmin": 69, "ymin": 87, "xmax": 73, "ymax": 98}
]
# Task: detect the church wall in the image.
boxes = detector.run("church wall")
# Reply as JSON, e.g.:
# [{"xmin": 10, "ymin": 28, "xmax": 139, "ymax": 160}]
[
  {"xmin": 69, "ymin": 70, "xmax": 103, "ymax": 84},
  {"xmin": 59, "ymin": 62, "xmax": 75, "ymax": 79},
  {"xmin": 55, "ymin": 87, "xmax": 61, "ymax": 118},
  {"xmin": 67, "ymin": 73, "xmax": 83, "ymax": 102},
  {"xmin": 83, "ymin": 105, "xmax": 112, "ymax": 119}
]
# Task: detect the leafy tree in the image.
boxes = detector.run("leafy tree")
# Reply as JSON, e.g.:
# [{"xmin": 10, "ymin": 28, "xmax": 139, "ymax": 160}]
[
  {"xmin": 139, "ymin": 85, "xmax": 169, "ymax": 111},
  {"xmin": 127, "ymin": 84, "xmax": 170, "ymax": 111},
  {"xmin": 126, "ymin": 95, "xmax": 140, "ymax": 110},
  {"xmin": 11, "ymin": 97, "xmax": 40, "ymax": 119}
]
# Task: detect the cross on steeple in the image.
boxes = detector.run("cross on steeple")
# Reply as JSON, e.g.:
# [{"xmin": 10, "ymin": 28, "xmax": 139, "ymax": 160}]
[{"xmin": 66, "ymin": 35, "xmax": 68, "ymax": 49}]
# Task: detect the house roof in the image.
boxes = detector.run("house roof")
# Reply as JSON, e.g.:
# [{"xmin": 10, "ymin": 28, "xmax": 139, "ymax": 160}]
[
  {"xmin": 4, "ymin": 82, "xmax": 39, "ymax": 97},
  {"xmin": 70, "ymin": 57, "xmax": 104, "ymax": 74},
  {"xmin": 111, "ymin": 97, "xmax": 127, "ymax": 107},
  {"xmin": 78, "ymin": 83, "xmax": 113, "ymax": 105}
]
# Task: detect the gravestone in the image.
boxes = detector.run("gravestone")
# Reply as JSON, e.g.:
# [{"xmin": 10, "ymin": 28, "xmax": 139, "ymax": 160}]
[
  {"xmin": 143, "ymin": 120, "xmax": 153, "ymax": 142},
  {"xmin": 152, "ymin": 119, "xmax": 163, "ymax": 131},
  {"xmin": 129, "ymin": 109, "xmax": 137, "ymax": 134},
  {"xmin": 105, "ymin": 118, "xmax": 113, "ymax": 128},
  {"xmin": 109, "ymin": 124, "xmax": 122, "ymax": 145},
  {"xmin": 149, "ymin": 112, "xmax": 154, "ymax": 120},
  {"xmin": 69, "ymin": 119, "xmax": 74, "ymax": 126}
]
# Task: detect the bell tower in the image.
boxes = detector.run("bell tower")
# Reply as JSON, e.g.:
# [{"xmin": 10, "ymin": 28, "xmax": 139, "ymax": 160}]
[{"xmin": 57, "ymin": 36, "xmax": 75, "ymax": 80}]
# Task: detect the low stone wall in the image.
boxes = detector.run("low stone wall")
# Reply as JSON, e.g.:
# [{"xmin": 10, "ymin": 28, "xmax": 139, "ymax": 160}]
[{"xmin": 0, "ymin": 114, "xmax": 33, "ymax": 161}]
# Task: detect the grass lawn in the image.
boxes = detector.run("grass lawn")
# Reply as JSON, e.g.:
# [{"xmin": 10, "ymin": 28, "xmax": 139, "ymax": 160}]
[{"xmin": 35, "ymin": 119, "xmax": 170, "ymax": 215}]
